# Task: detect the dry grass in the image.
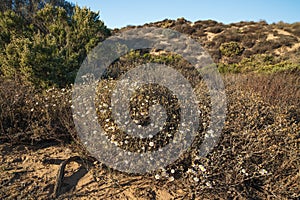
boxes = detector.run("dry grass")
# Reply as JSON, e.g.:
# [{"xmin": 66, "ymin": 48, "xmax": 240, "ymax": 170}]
[
  {"xmin": 0, "ymin": 78, "xmax": 75, "ymax": 144},
  {"xmin": 0, "ymin": 71, "xmax": 299, "ymax": 199}
]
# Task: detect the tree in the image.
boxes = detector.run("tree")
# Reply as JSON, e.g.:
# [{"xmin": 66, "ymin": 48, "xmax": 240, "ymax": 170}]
[
  {"xmin": 0, "ymin": 0, "xmax": 13, "ymax": 12},
  {"xmin": 0, "ymin": 3, "xmax": 111, "ymax": 88},
  {"xmin": 0, "ymin": 0, "xmax": 75, "ymax": 17}
]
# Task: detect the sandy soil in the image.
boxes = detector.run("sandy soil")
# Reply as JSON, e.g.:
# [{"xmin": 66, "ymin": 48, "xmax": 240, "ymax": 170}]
[{"xmin": 0, "ymin": 142, "xmax": 183, "ymax": 199}]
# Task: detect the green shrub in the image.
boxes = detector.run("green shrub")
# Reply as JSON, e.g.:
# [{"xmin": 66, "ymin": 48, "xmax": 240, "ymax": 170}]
[
  {"xmin": 124, "ymin": 50, "xmax": 182, "ymax": 65},
  {"xmin": 220, "ymin": 41, "xmax": 244, "ymax": 57},
  {"xmin": 0, "ymin": 5, "xmax": 110, "ymax": 89}
]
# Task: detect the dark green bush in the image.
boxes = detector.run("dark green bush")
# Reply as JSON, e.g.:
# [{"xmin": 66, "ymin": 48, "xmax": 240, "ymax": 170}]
[{"xmin": 0, "ymin": 4, "xmax": 110, "ymax": 89}]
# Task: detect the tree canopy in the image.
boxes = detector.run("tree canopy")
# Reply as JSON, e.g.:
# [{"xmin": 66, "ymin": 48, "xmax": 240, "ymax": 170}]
[{"xmin": 0, "ymin": 0, "xmax": 111, "ymax": 88}]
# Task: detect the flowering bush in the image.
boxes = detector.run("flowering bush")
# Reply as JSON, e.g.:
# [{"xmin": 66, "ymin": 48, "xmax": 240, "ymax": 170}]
[{"xmin": 0, "ymin": 78, "xmax": 75, "ymax": 143}]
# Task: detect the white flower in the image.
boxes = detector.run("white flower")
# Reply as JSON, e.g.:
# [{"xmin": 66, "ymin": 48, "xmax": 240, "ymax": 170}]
[
  {"xmin": 170, "ymin": 169, "xmax": 175, "ymax": 174},
  {"xmin": 103, "ymin": 103, "xmax": 108, "ymax": 107},
  {"xmin": 193, "ymin": 177, "xmax": 199, "ymax": 182},
  {"xmin": 241, "ymin": 169, "xmax": 248, "ymax": 176},
  {"xmin": 187, "ymin": 168, "xmax": 196, "ymax": 174},
  {"xmin": 155, "ymin": 174, "xmax": 160, "ymax": 180},
  {"xmin": 259, "ymin": 169, "xmax": 268, "ymax": 175},
  {"xmin": 206, "ymin": 181, "xmax": 212, "ymax": 187},
  {"xmin": 149, "ymin": 141, "xmax": 154, "ymax": 147},
  {"xmin": 199, "ymin": 165, "xmax": 206, "ymax": 172}
]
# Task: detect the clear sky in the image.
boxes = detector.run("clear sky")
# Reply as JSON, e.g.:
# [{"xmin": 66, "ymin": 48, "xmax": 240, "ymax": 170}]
[{"xmin": 71, "ymin": 0, "xmax": 300, "ymax": 29}]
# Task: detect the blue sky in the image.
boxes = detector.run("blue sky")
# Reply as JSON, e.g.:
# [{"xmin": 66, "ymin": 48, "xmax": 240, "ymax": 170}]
[{"xmin": 71, "ymin": 0, "xmax": 300, "ymax": 29}]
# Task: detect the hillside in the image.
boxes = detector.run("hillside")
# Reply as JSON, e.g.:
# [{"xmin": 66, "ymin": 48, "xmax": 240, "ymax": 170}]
[{"xmin": 116, "ymin": 18, "xmax": 300, "ymax": 64}]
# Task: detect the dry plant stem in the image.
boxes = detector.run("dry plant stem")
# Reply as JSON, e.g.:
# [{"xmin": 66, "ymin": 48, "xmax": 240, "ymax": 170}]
[{"xmin": 53, "ymin": 156, "xmax": 92, "ymax": 198}]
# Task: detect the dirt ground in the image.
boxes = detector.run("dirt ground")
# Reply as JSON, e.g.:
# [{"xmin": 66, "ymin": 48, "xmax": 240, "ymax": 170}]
[{"xmin": 0, "ymin": 142, "xmax": 190, "ymax": 199}]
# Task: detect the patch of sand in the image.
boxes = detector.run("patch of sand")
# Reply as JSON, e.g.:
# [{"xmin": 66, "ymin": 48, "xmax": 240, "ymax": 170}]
[
  {"xmin": 206, "ymin": 32, "xmax": 217, "ymax": 41},
  {"xmin": 275, "ymin": 28, "xmax": 293, "ymax": 36},
  {"xmin": 0, "ymin": 143, "xmax": 178, "ymax": 199},
  {"xmin": 266, "ymin": 33, "xmax": 279, "ymax": 41},
  {"xmin": 274, "ymin": 42, "xmax": 300, "ymax": 55}
]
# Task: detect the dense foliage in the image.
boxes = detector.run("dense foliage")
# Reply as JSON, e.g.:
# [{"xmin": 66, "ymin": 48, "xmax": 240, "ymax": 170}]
[{"xmin": 0, "ymin": 1, "xmax": 110, "ymax": 88}]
